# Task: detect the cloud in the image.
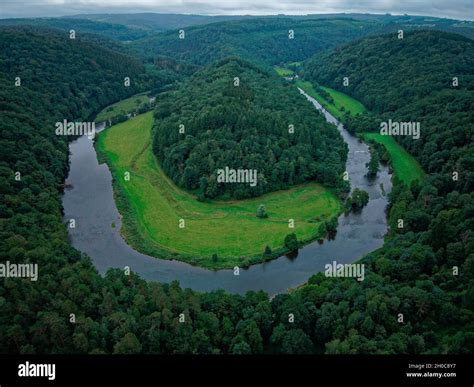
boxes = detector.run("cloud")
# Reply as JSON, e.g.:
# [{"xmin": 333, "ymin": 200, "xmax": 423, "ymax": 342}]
[{"xmin": 1, "ymin": 0, "xmax": 473, "ymax": 20}]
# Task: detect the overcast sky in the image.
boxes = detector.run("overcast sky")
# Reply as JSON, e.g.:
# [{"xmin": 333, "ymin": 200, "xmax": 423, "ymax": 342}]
[{"xmin": 1, "ymin": 0, "xmax": 473, "ymax": 20}]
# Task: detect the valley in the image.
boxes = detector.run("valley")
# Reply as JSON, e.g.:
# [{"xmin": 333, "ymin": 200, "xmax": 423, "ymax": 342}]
[
  {"xmin": 1, "ymin": 11, "xmax": 473, "ymax": 358},
  {"xmin": 63, "ymin": 81, "xmax": 392, "ymax": 293},
  {"xmin": 290, "ymin": 75, "xmax": 426, "ymax": 185}
]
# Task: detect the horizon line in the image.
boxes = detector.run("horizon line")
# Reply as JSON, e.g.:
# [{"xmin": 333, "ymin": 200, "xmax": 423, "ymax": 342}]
[{"xmin": 0, "ymin": 11, "xmax": 472, "ymax": 22}]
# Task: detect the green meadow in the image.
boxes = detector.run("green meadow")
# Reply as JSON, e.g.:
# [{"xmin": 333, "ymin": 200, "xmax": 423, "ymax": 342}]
[
  {"xmin": 295, "ymin": 80, "xmax": 366, "ymax": 119},
  {"xmin": 96, "ymin": 112, "xmax": 342, "ymax": 269},
  {"xmin": 362, "ymin": 133, "xmax": 426, "ymax": 185},
  {"xmin": 292, "ymin": 77, "xmax": 425, "ymax": 186},
  {"xmin": 274, "ymin": 66, "xmax": 294, "ymax": 76},
  {"xmin": 95, "ymin": 93, "xmax": 151, "ymax": 122}
]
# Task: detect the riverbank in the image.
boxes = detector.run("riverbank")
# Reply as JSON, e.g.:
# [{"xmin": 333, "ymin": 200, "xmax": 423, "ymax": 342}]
[
  {"xmin": 95, "ymin": 92, "xmax": 154, "ymax": 123},
  {"xmin": 292, "ymin": 76, "xmax": 425, "ymax": 186},
  {"xmin": 295, "ymin": 80, "xmax": 365, "ymax": 120},
  {"xmin": 362, "ymin": 133, "xmax": 426, "ymax": 185}
]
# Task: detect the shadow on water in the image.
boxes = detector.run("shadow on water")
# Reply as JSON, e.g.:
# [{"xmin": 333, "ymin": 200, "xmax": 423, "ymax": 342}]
[
  {"xmin": 284, "ymin": 250, "xmax": 299, "ymax": 261},
  {"xmin": 62, "ymin": 89, "xmax": 392, "ymax": 296}
]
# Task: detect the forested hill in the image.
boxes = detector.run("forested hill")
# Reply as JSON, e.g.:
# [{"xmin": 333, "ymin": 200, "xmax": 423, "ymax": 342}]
[
  {"xmin": 306, "ymin": 30, "xmax": 474, "ymax": 191},
  {"xmin": 298, "ymin": 30, "xmax": 474, "ymax": 354},
  {"xmin": 0, "ymin": 18, "xmax": 150, "ymax": 42},
  {"xmin": 0, "ymin": 27, "xmax": 150, "ymax": 120},
  {"xmin": 67, "ymin": 13, "xmax": 248, "ymax": 32},
  {"xmin": 0, "ymin": 26, "xmax": 151, "ymax": 288},
  {"xmin": 152, "ymin": 57, "xmax": 347, "ymax": 200},
  {"xmin": 306, "ymin": 30, "xmax": 473, "ymax": 114},
  {"xmin": 3, "ymin": 14, "xmax": 473, "ymax": 44},
  {"xmin": 1, "ymin": 25, "xmax": 473, "ymax": 355},
  {"xmin": 133, "ymin": 18, "xmax": 383, "ymax": 66}
]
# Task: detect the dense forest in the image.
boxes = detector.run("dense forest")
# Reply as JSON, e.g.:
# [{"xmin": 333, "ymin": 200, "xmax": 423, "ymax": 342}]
[
  {"xmin": 0, "ymin": 15, "xmax": 246, "ymax": 42},
  {"xmin": 306, "ymin": 30, "xmax": 474, "ymax": 190},
  {"xmin": 3, "ymin": 13, "xmax": 473, "ymax": 43},
  {"xmin": 302, "ymin": 29, "xmax": 474, "ymax": 351},
  {"xmin": 0, "ymin": 22, "xmax": 473, "ymax": 355},
  {"xmin": 0, "ymin": 18, "xmax": 150, "ymax": 41},
  {"xmin": 152, "ymin": 56, "xmax": 347, "ymax": 199},
  {"xmin": 133, "ymin": 18, "xmax": 384, "ymax": 66},
  {"xmin": 67, "ymin": 13, "xmax": 249, "ymax": 33}
]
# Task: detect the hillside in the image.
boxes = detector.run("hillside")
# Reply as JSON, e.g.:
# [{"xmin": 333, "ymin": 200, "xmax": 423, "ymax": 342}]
[
  {"xmin": 67, "ymin": 13, "xmax": 248, "ymax": 32},
  {"xmin": 0, "ymin": 26, "xmax": 161, "ymax": 352},
  {"xmin": 133, "ymin": 18, "xmax": 383, "ymax": 66},
  {"xmin": 306, "ymin": 30, "xmax": 474, "ymax": 189},
  {"xmin": 0, "ymin": 18, "xmax": 149, "ymax": 42},
  {"xmin": 152, "ymin": 57, "xmax": 348, "ymax": 200},
  {"xmin": 299, "ymin": 30, "xmax": 474, "ymax": 353},
  {"xmin": 0, "ymin": 26, "xmax": 153, "ymax": 280},
  {"xmin": 0, "ymin": 26, "xmax": 150, "ymax": 122},
  {"xmin": 0, "ymin": 21, "xmax": 473, "ymax": 357}
]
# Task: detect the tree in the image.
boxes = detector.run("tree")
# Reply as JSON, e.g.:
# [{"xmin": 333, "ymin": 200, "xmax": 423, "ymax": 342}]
[
  {"xmin": 318, "ymin": 221, "xmax": 327, "ymax": 237},
  {"xmin": 281, "ymin": 329, "xmax": 313, "ymax": 354},
  {"xmin": 347, "ymin": 188, "xmax": 369, "ymax": 210},
  {"xmin": 325, "ymin": 217, "xmax": 339, "ymax": 233},
  {"xmin": 284, "ymin": 233, "xmax": 298, "ymax": 252},
  {"xmin": 230, "ymin": 340, "xmax": 251, "ymax": 354},
  {"xmin": 366, "ymin": 146, "xmax": 379, "ymax": 178},
  {"xmin": 256, "ymin": 204, "xmax": 268, "ymax": 218},
  {"xmin": 113, "ymin": 333, "xmax": 142, "ymax": 354},
  {"xmin": 264, "ymin": 245, "xmax": 272, "ymax": 257}
]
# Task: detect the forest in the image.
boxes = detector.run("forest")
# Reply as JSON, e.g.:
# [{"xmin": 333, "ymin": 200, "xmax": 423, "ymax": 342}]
[
  {"xmin": 306, "ymin": 30, "xmax": 473, "ymax": 190},
  {"xmin": 302, "ymin": 29, "xmax": 474, "ymax": 351},
  {"xmin": 0, "ymin": 19, "xmax": 473, "ymax": 355},
  {"xmin": 152, "ymin": 56, "xmax": 347, "ymax": 200},
  {"xmin": 132, "ymin": 17, "xmax": 385, "ymax": 66},
  {"xmin": 0, "ymin": 17, "xmax": 150, "ymax": 41}
]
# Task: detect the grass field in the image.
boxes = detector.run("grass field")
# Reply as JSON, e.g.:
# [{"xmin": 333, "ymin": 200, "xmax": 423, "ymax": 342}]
[
  {"xmin": 293, "ymin": 78, "xmax": 425, "ymax": 185},
  {"xmin": 95, "ymin": 93, "xmax": 151, "ymax": 122},
  {"xmin": 295, "ymin": 80, "xmax": 366, "ymax": 119},
  {"xmin": 362, "ymin": 133, "xmax": 426, "ymax": 185},
  {"xmin": 96, "ymin": 112, "xmax": 342, "ymax": 269},
  {"xmin": 274, "ymin": 66, "xmax": 294, "ymax": 76}
]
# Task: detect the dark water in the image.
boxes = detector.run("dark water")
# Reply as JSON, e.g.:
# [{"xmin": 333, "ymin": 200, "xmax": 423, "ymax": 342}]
[{"xmin": 62, "ymin": 89, "xmax": 392, "ymax": 295}]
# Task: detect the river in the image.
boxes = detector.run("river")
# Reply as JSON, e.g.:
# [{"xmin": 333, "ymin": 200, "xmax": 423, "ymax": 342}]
[{"xmin": 62, "ymin": 89, "xmax": 392, "ymax": 295}]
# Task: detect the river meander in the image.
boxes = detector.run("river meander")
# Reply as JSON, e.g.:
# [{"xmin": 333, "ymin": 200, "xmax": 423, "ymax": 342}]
[{"xmin": 62, "ymin": 89, "xmax": 392, "ymax": 295}]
